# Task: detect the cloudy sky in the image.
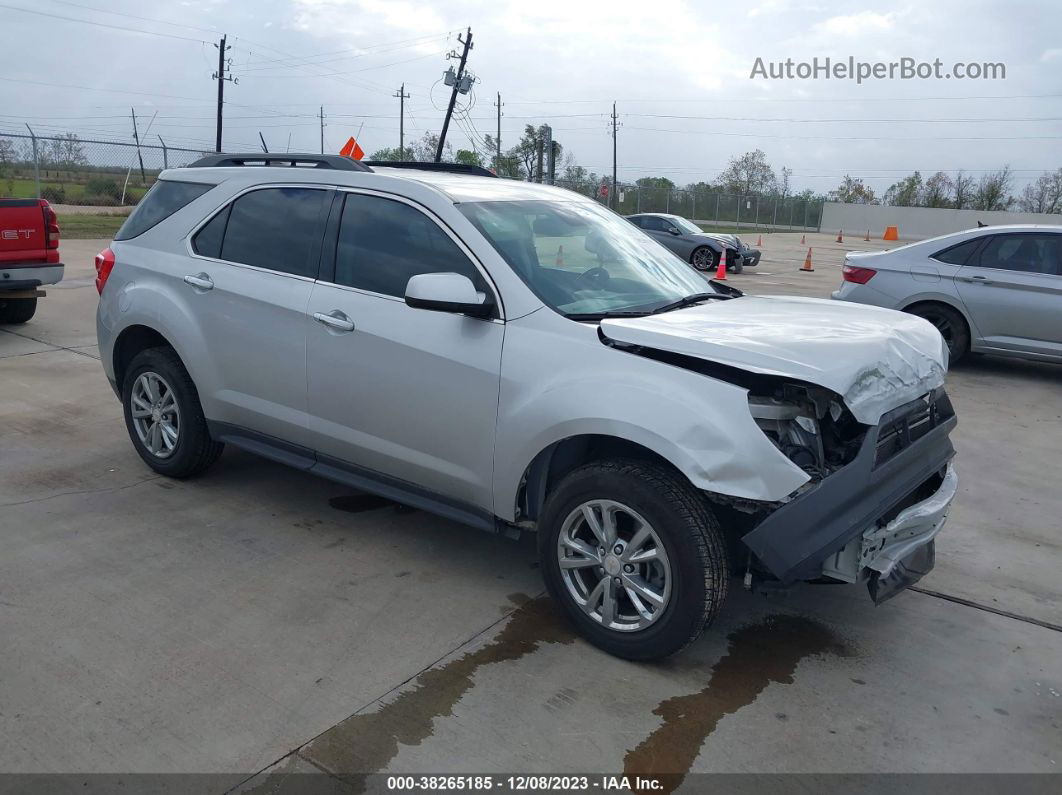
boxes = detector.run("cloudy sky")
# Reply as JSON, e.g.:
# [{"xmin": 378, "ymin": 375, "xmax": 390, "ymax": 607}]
[{"xmin": 3, "ymin": 0, "xmax": 1060, "ymax": 194}]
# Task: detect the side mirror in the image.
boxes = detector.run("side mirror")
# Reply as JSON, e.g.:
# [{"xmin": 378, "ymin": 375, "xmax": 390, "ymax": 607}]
[
  {"xmin": 405, "ymin": 272, "xmax": 493, "ymax": 318},
  {"xmin": 667, "ymin": 226, "xmax": 681, "ymax": 235}
]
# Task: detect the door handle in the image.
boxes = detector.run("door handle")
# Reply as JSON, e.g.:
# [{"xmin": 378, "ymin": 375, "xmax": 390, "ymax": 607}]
[
  {"xmin": 971, "ymin": 275, "xmax": 993, "ymax": 286},
  {"xmin": 183, "ymin": 273, "xmax": 214, "ymax": 290},
  {"xmin": 313, "ymin": 310, "xmax": 355, "ymax": 332}
]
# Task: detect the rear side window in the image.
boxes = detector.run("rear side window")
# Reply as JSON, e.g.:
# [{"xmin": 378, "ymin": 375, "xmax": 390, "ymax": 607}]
[
  {"xmin": 214, "ymin": 187, "xmax": 327, "ymax": 277},
  {"xmin": 974, "ymin": 233, "xmax": 1060, "ymax": 274},
  {"xmin": 931, "ymin": 238, "xmax": 981, "ymax": 265},
  {"xmin": 115, "ymin": 180, "xmax": 213, "ymax": 240}
]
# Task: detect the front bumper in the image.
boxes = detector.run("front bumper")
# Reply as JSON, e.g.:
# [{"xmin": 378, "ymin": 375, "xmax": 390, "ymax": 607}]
[
  {"xmin": 1, "ymin": 263, "xmax": 64, "ymax": 290},
  {"xmin": 741, "ymin": 391, "xmax": 957, "ymax": 590}
]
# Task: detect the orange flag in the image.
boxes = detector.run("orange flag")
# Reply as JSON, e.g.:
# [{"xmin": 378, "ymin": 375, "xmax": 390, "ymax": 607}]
[{"xmin": 339, "ymin": 136, "xmax": 365, "ymax": 160}]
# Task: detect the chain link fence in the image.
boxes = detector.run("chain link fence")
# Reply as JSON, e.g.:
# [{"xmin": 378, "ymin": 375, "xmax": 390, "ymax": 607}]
[
  {"xmin": 553, "ymin": 179, "xmax": 824, "ymax": 232},
  {"xmin": 0, "ymin": 131, "xmax": 211, "ymax": 207}
]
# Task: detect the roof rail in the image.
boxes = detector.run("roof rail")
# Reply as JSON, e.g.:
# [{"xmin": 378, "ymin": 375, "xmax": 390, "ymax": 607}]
[
  {"xmin": 363, "ymin": 161, "xmax": 497, "ymax": 178},
  {"xmin": 187, "ymin": 153, "xmax": 373, "ymax": 172}
]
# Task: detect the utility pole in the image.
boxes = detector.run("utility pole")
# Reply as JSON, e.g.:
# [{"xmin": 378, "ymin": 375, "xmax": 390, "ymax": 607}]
[
  {"xmin": 535, "ymin": 136, "xmax": 544, "ymax": 183},
  {"xmin": 130, "ymin": 108, "xmax": 145, "ymax": 182},
  {"xmin": 258, "ymin": 131, "xmax": 269, "ymax": 153},
  {"xmin": 436, "ymin": 27, "xmax": 473, "ymax": 162},
  {"xmin": 212, "ymin": 35, "xmax": 236, "ymax": 153},
  {"xmin": 494, "ymin": 92, "xmax": 502, "ymax": 172},
  {"xmin": 610, "ymin": 101, "xmax": 618, "ymax": 210},
  {"xmin": 393, "ymin": 83, "xmax": 410, "ymax": 158},
  {"xmin": 318, "ymin": 106, "xmax": 325, "ymax": 154}
]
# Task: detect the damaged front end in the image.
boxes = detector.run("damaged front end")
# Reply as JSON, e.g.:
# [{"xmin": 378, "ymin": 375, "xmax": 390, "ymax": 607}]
[{"xmin": 740, "ymin": 384, "xmax": 958, "ymax": 603}]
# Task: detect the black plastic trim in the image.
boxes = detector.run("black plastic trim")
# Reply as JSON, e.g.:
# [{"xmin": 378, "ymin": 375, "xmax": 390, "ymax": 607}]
[
  {"xmin": 206, "ymin": 421, "xmax": 496, "ymax": 533},
  {"xmin": 742, "ymin": 413, "xmax": 957, "ymax": 583},
  {"xmin": 188, "ymin": 153, "xmax": 372, "ymax": 171}
]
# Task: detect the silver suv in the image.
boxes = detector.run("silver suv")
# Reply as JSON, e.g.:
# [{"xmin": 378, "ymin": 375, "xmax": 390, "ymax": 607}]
[{"xmin": 96, "ymin": 154, "xmax": 959, "ymax": 660}]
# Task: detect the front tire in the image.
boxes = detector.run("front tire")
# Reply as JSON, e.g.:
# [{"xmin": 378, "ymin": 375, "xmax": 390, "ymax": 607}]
[
  {"xmin": 121, "ymin": 347, "xmax": 223, "ymax": 478},
  {"xmin": 690, "ymin": 247, "xmax": 716, "ymax": 272},
  {"xmin": 540, "ymin": 460, "xmax": 728, "ymax": 660},
  {"xmin": 905, "ymin": 303, "xmax": 970, "ymax": 364},
  {"xmin": 0, "ymin": 297, "xmax": 37, "ymax": 324}
]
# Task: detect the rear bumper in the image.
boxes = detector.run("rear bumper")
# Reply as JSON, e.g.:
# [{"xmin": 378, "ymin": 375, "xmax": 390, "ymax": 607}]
[
  {"xmin": 741, "ymin": 392, "xmax": 957, "ymax": 586},
  {"xmin": 1, "ymin": 263, "xmax": 64, "ymax": 290}
]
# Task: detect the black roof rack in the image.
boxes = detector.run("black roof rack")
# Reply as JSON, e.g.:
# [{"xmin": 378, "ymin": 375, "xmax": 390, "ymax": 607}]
[
  {"xmin": 187, "ymin": 153, "xmax": 373, "ymax": 172},
  {"xmin": 363, "ymin": 161, "xmax": 497, "ymax": 178}
]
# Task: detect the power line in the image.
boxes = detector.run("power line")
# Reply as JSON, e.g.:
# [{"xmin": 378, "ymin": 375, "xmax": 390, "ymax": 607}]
[
  {"xmin": 626, "ymin": 113, "xmax": 1062, "ymax": 123},
  {"xmin": 0, "ymin": 2, "xmax": 210, "ymax": 43},
  {"xmin": 42, "ymin": 0, "xmax": 219, "ymax": 35}
]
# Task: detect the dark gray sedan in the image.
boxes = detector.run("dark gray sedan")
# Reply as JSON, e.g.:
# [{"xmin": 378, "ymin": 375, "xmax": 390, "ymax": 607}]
[{"xmin": 626, "ymin": 213, "xmax": 758, "ymax": 273}]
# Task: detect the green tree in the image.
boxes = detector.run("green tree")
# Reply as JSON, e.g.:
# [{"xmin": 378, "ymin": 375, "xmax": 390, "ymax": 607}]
[
  {"xmin": 922, "ymin": 172, "xmax": 954, "ymax": 208},
  {"xmin": 454, "ymin": 149, "xmax": 483, "ymax": 167},
  {"xmin": 1016, "ymin": 168, "xmax": 1061, "ymax": 214},
  {"xmin": 716, "ymin": 149, "xmax": 776, "ymax": 195},
  {"xmin": 973, "ymin": 166, "xmax": 1013, "ymax": 211},
  {"xmin": 832, "ymin": 174, "xmax": 876, "ymax": 204},
  {"xmin": 883, "ymin": 172, "xmax": 923, "ymax": 206}
]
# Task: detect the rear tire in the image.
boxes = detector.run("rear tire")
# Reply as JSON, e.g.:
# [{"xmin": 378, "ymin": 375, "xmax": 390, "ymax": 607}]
[
  {"xmin": 121, "ymin": 347, "xmax": 223, "ymax": 478},
  {"xmin": 540, "ymin": 459, "xmax": 728, "ymax": 661},
  {"xmin": 0, "ymin": 297, "xmax": 37, "ymax": 324},
  {"xmin": 905, "ymin": 303, "xmax": 970, "ymax": 365}
]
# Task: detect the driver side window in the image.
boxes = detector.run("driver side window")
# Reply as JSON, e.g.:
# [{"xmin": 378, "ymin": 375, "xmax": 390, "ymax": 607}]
[{"xmin": 332, "ymin": 193, "xmax": 486, "ymax": 297}]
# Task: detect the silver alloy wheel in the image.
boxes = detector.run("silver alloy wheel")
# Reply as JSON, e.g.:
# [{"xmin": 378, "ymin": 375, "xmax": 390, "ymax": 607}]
[
  {"xmin": 557, "ymin": 499, "xmax": 672, "ymax": 632},
  {"xmin": 692, "ymin": 247, "xmax": 715, "ymax": 271},
  {"xmin": 130, "ymin": 371, "xmax": 180, "ymax": 459}
]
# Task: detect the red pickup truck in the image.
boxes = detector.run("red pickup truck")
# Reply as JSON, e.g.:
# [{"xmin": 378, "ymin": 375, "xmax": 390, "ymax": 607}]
[{"xmin": 0, "ymin": 198, "xmax": 63, "ymax": 323}]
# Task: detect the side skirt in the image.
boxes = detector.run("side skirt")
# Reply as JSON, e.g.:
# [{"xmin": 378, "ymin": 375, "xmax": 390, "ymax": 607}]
[{"xmin": 206, "ymin": 421, "xmax": 512, "ymax": 536}]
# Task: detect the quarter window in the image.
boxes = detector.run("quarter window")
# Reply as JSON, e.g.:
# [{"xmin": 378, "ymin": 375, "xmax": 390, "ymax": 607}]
[
  {"xmin": 191, "ymin": 204, "xmax": 229, "ymax": 259},
  {"xmin": 216, "ymin": 187, "xmax": 327, "ymax": 277},
  {"xmin": 931, "ymin": 238, "xmax": 981, "ymax": 266},
  {"xmin": 333, "ymin": 193, "xmax": 486, "ymax": 297}
]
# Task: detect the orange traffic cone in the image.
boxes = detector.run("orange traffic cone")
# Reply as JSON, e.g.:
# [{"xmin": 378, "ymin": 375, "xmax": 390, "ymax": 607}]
[
  {"xmin": 864, "ymin": 229, "xmax": 870, "ymax": 242},
  {"xmin": 714, "ymin": 248, "xmax": 728, "ymax": 280},
  {"xmin": 836, "ymin": 230, "xmax": 844, "ymax": 243},
  {"xmin": 555, "ymin": 245, "xmax": 565, "ymax": 266},
  {"xmin": 800, "ymin": 233, "xmax": 806, "ymax": 245},
  {"xmin": 800, "ymin": 247, "xmax": 814, "ymax": 272},
  {"xmin": 756, "ymin": 234, "xmax": 763, "ymax": 247}
]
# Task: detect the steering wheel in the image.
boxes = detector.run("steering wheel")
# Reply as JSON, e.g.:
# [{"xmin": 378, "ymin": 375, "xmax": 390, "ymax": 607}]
[{"xmin": 578, "ymin": 266, "xmax": 610, "ymax": 288}]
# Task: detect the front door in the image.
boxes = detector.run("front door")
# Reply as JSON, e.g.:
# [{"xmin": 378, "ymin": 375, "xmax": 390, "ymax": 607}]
[
  {"xmin": 954, "ymin": 232, "xmax": 1062, "ymax": 357},
  {"xmin": 305, "ymin": 190, "xmax": 504, "ymax": 514}
]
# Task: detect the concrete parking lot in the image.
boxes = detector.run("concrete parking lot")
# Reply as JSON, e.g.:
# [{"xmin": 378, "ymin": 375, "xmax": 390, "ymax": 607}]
[{"xmin": 1, "ymin": 235, "xmax": 1060, "ymax": 789}]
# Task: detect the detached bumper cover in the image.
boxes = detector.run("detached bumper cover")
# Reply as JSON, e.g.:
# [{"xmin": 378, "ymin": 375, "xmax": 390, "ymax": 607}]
[{"xmin": 742, "ymin": 392, "xmax": 957, "ymax": 584}]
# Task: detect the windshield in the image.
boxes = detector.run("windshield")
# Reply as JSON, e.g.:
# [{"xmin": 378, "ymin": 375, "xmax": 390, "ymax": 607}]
[
  {"xmin": 459, "ymin": 199, "xmax": 718, "ymax": 317},
  {"xmin": 670, "ymin": 216, "xmax": 703, "ymax": 235}
]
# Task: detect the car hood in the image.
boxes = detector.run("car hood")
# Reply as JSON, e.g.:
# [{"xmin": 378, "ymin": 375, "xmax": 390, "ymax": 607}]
[
  {"xmin": 696, "ymin": 232, "xmax": 737, "ymax": 247},
  {"xmin": 599, "ymin": 295, "xmax": 948, "ymax": 424}
]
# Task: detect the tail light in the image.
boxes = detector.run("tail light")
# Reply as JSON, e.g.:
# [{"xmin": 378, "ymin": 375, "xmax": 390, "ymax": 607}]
[
  {"xmin": 842, "ymin": 263, "xmax": 877, "ymax": 284},
  {"xmin": 95, "ymin": 248, "xmax": 115, "ymax": 294},
  {"xmin": 41, "ymin": 200, "xmax": 60, "ymax": 264}
]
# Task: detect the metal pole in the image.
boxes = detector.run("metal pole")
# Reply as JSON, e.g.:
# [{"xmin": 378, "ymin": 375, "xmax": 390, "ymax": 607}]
[
  {"xmin": 691, "ymin": 191, "xmax": 695, "ymax": 220},
  {"xmin": 158, "ymin": 135, "xmax": 168, "ymax": 169},
  {"xmin": 754, "ymin": 195, "xmax": 760, "ymax": 230},
  {"xmin": 636, "ymin": 186, "xmax": 641, "ymax": 212},
  {"xmin": 437, "ymin": 27, "xmax": 473, "ymax": 162},
  {"xmin": 665, "ymin": 187, "xmax": 670, "ymax": 213},
  {"xmin": 24, "ymin": 124, "xmax": 40, "ymax": 199},
  {"xmin": 131, "ymin": 108, "xmax": 146, "ymax": 182},
  {"xmin": 258, "ymin": 132, "xmax": 269, "ymax": 153},
  {"xmin": 736, "ymin": 195, "xmax": 742, "ymax": 231},
  {"xmin": 714, "ymin": 192, "xmax": 720, "ymax": 225},
  {"xmin": 394, "ymin": 83, "xmax": 409, "ymax": 158},
  {"xmin": 788, "ymin": 199, "xmax": 794, "ymax": 231},
  {"xmin": 495, "ymin": 92, "xmax": 502, "ymax": 172},
  {"xmin": 771, "ymin": 198, "xmax": 778, "ymax": 229},
  {"xmin": 319, "ymin": 106, "xmax": 324, "ymax": 154},
  {"xmin": 214, "ymin": 35, "xmax": 227, "ymax": 153},
  {"xmin": 803, "ymin": 200, "xmax": 809, "ymax": 232},
  {"xmin": 610, "ymin": 102, "xmax": 618, "ymax": 210}
]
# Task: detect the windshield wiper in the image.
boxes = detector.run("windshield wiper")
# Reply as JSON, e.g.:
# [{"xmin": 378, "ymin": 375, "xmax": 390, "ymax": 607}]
[
  {"xmin": 566, "ymin": 310, "xmax": 654, "ymax": 321},
  {"xmin": 650, "ymin": 291, "xmax": 734, "ymax": 315}
]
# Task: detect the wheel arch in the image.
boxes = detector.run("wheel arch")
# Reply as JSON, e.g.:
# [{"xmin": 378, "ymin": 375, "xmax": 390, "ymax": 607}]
[
  {"xmin": 900, "ymin": 296, "xmax": 976, "ymax": 345},
  {"xmin": 515, "ymin": 433, "xmax": 693, "ymax": 527},
  {"xmin": 112, "ymin": 324, "xmax": 179, "ymax": 389}
]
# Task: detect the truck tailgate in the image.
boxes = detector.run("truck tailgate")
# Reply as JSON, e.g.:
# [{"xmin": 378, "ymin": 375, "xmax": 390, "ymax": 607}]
[{"xmin": 0, "ymin": 198, "xmax": 50, "ymax": 265}]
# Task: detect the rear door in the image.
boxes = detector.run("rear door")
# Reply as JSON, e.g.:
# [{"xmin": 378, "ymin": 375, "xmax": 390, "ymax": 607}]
[
  {"xmin": 305, "ymin": 190, "xmax": 503, "ymax": 514},
  {"xmin": 187, "ymin": 185, "xmax": 330, "ymax": 445},
  {"xmin": 953, "ymin": 232, "xmax": 1062, "ymax": 357}
]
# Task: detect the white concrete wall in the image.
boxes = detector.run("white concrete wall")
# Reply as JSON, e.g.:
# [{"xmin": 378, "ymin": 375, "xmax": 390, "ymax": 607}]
[{"xmin": 820, "ymin": 202, "xmax": 1062, "ymax": 241}]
